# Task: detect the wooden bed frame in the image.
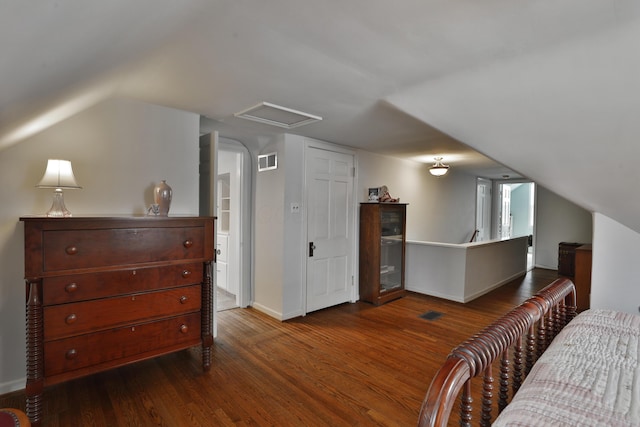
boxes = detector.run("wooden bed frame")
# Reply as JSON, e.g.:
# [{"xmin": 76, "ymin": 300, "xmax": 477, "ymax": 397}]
[{"xmin": 417, "ymin": 277, "xmax": 577, "ymax": 426}]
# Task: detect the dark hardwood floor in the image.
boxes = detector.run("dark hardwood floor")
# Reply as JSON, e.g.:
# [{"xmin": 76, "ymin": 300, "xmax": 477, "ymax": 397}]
[{"xmin": 0, "ymin": 268, "xmax": 559, "ymax": 426}]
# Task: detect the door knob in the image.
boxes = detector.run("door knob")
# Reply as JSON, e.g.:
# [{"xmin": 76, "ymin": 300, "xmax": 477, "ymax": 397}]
[{"xmin": 309, "ymin": 242, "xmax": 316, "ymax": 257}]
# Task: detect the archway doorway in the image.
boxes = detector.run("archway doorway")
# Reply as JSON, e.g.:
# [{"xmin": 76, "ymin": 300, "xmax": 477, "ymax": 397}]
[
  {"xmin": 495, "ymin": 181, "xmax": 535, "ymax": 270},
  {"xmin": 216, "ymin": 138, "xmax": 252, "ymax": 310}
]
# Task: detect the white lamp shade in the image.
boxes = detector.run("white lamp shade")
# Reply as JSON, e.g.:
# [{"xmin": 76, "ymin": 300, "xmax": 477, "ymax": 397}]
[
  {"xmin": 36, "ymin": 159, "xmax": 82, "ymax": 189},
  {"xmin": 429, "ymin": 166, "xmax": 449, "ymax": 176},
  {"xmin": 429, "ymin": 157, "xmax": 449, "ymax": 176}
]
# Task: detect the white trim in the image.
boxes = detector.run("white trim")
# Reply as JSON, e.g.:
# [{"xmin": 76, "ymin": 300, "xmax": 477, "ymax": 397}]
[
  {"xmin": 218, "ymin": 138, "xmax": 253, "ymax": 309},
  {"xmin": 251, "ymin": 302, "xmax": 284, "ymax": 320},
  {"xmin": 0, "ymin": 377, "xmax": 25, "ymax": 395},
  {"xmin": 234, "ymin": 102, "xmax": 322, "ymax": 129},
  {"xmin": 257, "ymin": 152, "xmax": 277, "ymax": 171}
]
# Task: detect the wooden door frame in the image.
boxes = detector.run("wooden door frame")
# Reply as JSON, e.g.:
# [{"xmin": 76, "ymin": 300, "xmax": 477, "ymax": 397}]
[
  {"xmin": 217, "ymin": 139, "xmax": 252, "ymax": 309},
  {"xmin": 493, "ymin": 179, "xmax": 537, "ymax": 270}
]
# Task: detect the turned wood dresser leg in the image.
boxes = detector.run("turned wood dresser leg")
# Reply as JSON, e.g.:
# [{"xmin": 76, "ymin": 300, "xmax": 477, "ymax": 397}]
[
  {"xmin": 201, "ymin": 262, "xmax": 213, "ymax": 371},
  {"xmin": 26, "ymin": 280, "xmax": 44, "ymax": 425}
]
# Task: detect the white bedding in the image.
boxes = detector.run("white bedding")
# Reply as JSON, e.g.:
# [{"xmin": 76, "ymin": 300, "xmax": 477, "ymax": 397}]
[{"xmin": 493, "ymin": 309, "xmax": 640, "ymax": 427}]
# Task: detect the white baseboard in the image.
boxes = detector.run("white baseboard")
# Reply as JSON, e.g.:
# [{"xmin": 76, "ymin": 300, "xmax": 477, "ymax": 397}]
[
  {"xmin": 251, "ymin": 302, "xmax": 283, "ymax": 320},
  {"xmin": 405, "ymin": 284, "xmax": 464, "ymax": 303},
  {"xmin": 407, "ymin": 269, "xmax": 527, "ymax": 304},
  {"xmin": 0, "ymin": 377, "xmax": 25, "ymax": 395},
  {"xmin": 534, "ymin": 263, "xmax": 557, "ymax": 271},
  {"xmin": 462, "ymin": 270, "xmax": 526, "ymax": 303}
]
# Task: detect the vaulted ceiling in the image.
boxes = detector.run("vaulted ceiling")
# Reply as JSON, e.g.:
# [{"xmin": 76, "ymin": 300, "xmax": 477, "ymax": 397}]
[{"xmin": 3, "ymin": 1, "xmax": 640, "ymax": 231}]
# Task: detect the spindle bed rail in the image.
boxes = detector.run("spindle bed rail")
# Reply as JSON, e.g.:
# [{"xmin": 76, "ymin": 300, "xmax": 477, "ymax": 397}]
[{"xmin": 417, "ymin": 277, "xmax": 576, "ymax": 426}]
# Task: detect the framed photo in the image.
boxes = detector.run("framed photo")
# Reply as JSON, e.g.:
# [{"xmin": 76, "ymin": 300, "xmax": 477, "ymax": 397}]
[{"xmin": 368, "ymin": 187, "xmax": 380, "ymax": 202}]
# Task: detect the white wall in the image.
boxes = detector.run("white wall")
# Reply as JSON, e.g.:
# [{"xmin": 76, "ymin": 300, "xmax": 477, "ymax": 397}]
[
  {"xmin": 355, "ymin": 154, "xmax": 595, "ymax": 291},
  {"xmin": 253, "ymin": 137, "xmax": 285, "ymax": 318},
  {"xmin": 0, "ymin": 98, "xmax": 200, "ymax": 393},
  {"xmin": 252, "ymin": 134, "xmax": 327, "ymax": 320},
  {"xmin": 406, "ymin": 237, "xmax": 528, "ymax": 302},
  {"xmin": 356, "ymin": 150, "xmax": 477, "ymax": 243},
  {"xmin": 253, "ymin": 139, "xmax": 482, "ymax": 320},
  {"xmin": 405, "ymin": 243, "xmax": 466, "ymax": 301},
  {"xmin": 281, "ymin": 135, "xmax": 306, "ymax": 319},
  {"xmin": 592, "ymin": 213, "xmax": 640, "ymax": 315},
  {"xmin": 535, "ymin": 185, "xmax": 593, "ymax": 269}
]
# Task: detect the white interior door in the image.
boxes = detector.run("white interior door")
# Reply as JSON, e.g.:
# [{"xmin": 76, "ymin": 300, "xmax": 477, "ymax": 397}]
[
  {"xmin": 305, "ymin": 147, "xmax": 354, "ymax": 313},
  {"xmin": 476, "ymin": 178, "xmax": 492, "ymax": 242},
  {"xmin": 216, "ymin": 141, "xmax": 250, "ymax": 309},
  {"xmin": 499, "ymin": 184, "xmax": 512, "ymax": 239}
]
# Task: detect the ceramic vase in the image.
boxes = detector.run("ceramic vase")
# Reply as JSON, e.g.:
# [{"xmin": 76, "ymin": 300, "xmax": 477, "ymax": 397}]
[{"xmin": 153, "ymin": 180, "xmax": 172, "ymax": 216}]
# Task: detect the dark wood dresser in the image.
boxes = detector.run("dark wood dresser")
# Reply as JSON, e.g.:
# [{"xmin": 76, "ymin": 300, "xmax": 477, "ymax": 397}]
[{"xmin": 20, "ymin": 216, "xmax": 215, "ymax": 425}]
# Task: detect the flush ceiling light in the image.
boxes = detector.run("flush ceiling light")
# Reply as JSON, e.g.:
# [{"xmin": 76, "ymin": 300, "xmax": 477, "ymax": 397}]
[
  {"xmin": 429, "ymin": 157, "xmax": 449, "ymax": 177},
  {"xmin": 234, "ymin": 102, "xmax": 322, "ymax": 129}
]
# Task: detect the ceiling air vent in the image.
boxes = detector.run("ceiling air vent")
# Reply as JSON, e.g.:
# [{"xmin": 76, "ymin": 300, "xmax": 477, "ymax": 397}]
[{"xmin": 234, "ymin": 102, "xmax": 322, "ymax": 129}]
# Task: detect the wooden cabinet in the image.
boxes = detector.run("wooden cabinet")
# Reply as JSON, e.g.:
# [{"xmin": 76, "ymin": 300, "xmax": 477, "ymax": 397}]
[
  {"xmin": 558, "ymin": 242, "xmax": 583, "ymax": 277},
  {"xmin": 359, "ymin": 203, "xmax": 407, "ymax": 305},
  {"xmin": 20, "ymin": 216, "xmax": 215, "ymax": 426},
  {"xmin": 574, "ymin": 244, "xmax": 592, "ymax": 312}
]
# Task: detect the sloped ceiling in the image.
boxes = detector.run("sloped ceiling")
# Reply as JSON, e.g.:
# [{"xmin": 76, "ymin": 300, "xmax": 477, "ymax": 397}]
[{"xmin": 3, "ymin": 1, "xmax": 639, "ymax": 231}]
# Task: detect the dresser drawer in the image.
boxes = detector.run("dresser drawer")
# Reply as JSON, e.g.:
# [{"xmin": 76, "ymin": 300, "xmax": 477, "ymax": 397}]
[
  {"xmin": 42, "ymin": 226, "xmax": 205, "ymax": 272},
  {"xmin": 42, "ymin": 262, "xmax": 203, "ymax": 305},
  {"xmin": 44, "ymin": 285, "xmax": 201, "ymax": 341},
  {"xmin": 44, "ymin": 312, "xmax": 201, "ymax": 377}
]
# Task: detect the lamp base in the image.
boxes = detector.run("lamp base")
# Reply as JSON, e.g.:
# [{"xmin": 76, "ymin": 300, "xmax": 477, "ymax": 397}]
[{"xmin": 46, "ymin": 190, "xmax": 72, "ymax": 217}]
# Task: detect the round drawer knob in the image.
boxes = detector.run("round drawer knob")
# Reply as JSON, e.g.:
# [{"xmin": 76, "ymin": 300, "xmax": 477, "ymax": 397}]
[
  {"xmin": 65, "ymin": 246, "xmax": 78, "ymax": 255},
  {"xmin": 179, "ymin": 296, "xmax": 188, "ymax": 304},
  {"xmin": 183, "ymin": 239, "xmax": 193, "ymax": 248},
  {"xmin": 65, "ymin": 349, "xmax": 77, "ymax": 360},
  {"xmin": 180, "ymin": 324, "xmax": 188, "ymax": 334},
  {"xmin": 65, "ymin": 313, "xmax": 77, "ymax": 324},
  {"xmin": 182, "ymin": 270, "xmax": 191, "ymax": 278},
  {"xmin": 65, "ymin": 283, "xmax": 78, "ymax": 293}
]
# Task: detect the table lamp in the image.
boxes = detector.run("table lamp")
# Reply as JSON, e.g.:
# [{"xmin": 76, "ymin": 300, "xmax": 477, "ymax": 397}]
[{"xmin": 36, "ymin": 159, "xmax": 82, "ymax": 217}]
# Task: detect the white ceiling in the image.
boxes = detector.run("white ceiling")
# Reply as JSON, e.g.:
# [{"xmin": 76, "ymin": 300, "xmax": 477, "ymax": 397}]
[{"xmin": 3, "ymin": 1, "xmax": 640, "ymax": 230}]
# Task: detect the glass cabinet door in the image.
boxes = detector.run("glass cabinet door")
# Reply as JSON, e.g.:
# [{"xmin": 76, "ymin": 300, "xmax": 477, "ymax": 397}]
[{"xmin": 379, "ymin": 208, "xmax": 403, "ymax": 293}]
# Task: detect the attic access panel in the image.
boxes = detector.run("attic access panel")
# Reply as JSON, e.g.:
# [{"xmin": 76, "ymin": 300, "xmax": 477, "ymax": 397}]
[{"xmin": 234, "ymin": 102, "xmax": 322, "ymax": 129}]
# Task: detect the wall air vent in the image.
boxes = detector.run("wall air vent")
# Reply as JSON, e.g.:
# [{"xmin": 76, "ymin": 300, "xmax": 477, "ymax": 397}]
[
  {"xmin": 234, "ymin": 102, "xmax": 322, "ymax": 129},
  {"xmin": 258, "ymin": 152, "xmax": 277, "ymax": 172}
]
